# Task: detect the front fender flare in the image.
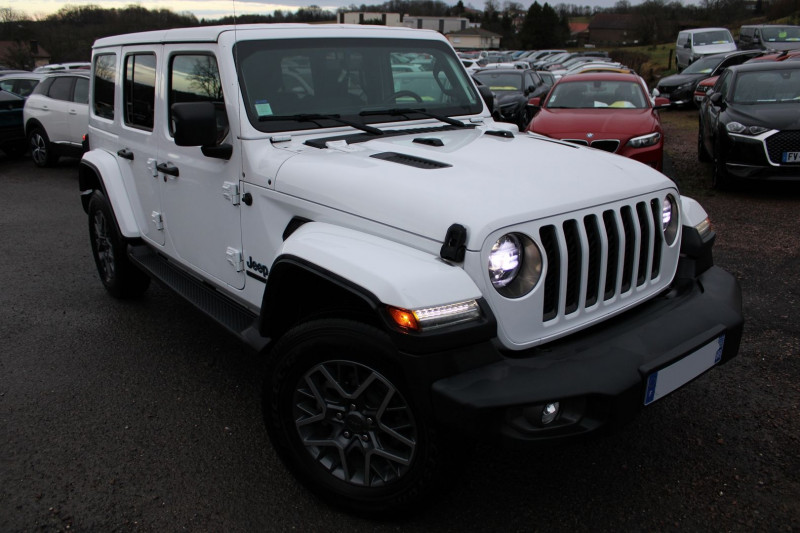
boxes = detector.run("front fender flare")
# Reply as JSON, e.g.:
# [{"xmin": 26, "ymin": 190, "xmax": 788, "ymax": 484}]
[
  {"xmin": 274, "ymin": 222, "xmax": 482, "ymax": 310},
  {"xmin": 80, "ymin": 150, "xmax": 140, "ymax": 239}
]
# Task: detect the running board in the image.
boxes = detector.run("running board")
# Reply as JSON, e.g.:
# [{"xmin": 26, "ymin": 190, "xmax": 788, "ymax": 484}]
[{"xmin": 128, "ymin": 244, "xmax": 270, "ymax": 352}]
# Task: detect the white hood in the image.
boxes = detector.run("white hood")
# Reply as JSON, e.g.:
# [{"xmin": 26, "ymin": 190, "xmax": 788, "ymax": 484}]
[{"xmin": 272, "ymin": 126, "xmax": 673, "ymax": 250}]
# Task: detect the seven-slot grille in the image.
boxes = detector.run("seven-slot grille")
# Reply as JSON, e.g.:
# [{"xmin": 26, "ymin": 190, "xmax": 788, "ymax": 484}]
[
  {"xmin": 765, "ymin": 130, "xmax": 800, "ymax": 165},
  {"xmin": 539, "ymin": 198, "xmax": 665, "ymax": 323}
]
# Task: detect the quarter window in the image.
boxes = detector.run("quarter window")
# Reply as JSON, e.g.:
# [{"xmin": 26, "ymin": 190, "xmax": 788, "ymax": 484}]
[
  {"xmin": 74, "ymin": 77, "xmax": 89, "ymax": 104},
  {"xmin": 124, "ymin": 53, "xmax": 156, "ymax": 130},
  {"xmin": 93, "ymin": 54, "xmax": 116, "ymax": 120}
]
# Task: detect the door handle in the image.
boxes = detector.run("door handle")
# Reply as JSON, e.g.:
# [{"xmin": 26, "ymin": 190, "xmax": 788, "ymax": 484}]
[
  {"xmin": 117, "ymin": 148, "xmax": 134, "ymax": 161},
  {"xmin": 156, "ymin": 162, "xmax": 179, "ymax": 177}
]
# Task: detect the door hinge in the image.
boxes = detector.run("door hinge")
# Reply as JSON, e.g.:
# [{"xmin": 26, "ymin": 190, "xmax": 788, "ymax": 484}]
[
  {"xmin": 222, "ymin": 181, "xmax": 240, "ymax": 205},
  {"xmin": 151, "ymin": 211, "xmax": 164, "ymax": 231},
  {"xmin": 226, "ymin": 247, "xmax": 244, "ymax": 272}
]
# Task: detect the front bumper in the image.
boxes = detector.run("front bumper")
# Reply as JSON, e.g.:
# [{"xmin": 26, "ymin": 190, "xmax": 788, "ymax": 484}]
[{"xmin": 427, "ymin": 265, "xmax": 743, "ymax": 445}]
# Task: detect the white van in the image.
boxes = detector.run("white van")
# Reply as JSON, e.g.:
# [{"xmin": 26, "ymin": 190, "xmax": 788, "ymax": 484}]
[{"xmin": 676, "ymin": 28, "xmax": 736, "ymax": 71}]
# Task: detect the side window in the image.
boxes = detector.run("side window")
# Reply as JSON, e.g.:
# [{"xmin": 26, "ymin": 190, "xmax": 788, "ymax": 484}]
[
  {"xmin": 169, "ymin": 54, "xmax": 228, "ymax": 143},
  {"xmin": 93, "ymin": 54, "xmax": 116, "ymax": 120},
  {"xmin": 124, "ymin": 53, "xmax": 156, "ymax": 130},
  {"xmin": 48, "ymin": 77, "xmax": 73, "ymax": 101},
  {"xmin": 74, "ymin": 77, "xmax": 88, "ymax": 104}
]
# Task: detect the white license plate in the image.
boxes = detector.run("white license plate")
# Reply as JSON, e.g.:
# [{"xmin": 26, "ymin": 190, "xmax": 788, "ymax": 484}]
[
  {"xmin": 782, "ymin": 152, "xmax": 800, "ymax": 163},
  {"xmin": 644, "ymin": 335, "xmax": 725, "ymax": 405}
]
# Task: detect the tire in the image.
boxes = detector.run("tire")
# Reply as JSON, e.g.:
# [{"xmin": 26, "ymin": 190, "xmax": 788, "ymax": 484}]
[
  {"xmin": 711, "ymin": 137, "xmax": 734, "ymax": 190},
  {"xmin": 263, "ymin": 319, "xmax": 461, "ymax": 517},
  {"xmin": 28, "ymin": 127, "xmax": 58, "ymax": 167},
  {"xmin": 698, "ymin": 122, "xmax": 710, "ymax": 162},
  {"xmin": 87, "ymin": 191, "xmax": 150, "ymax": 298}
]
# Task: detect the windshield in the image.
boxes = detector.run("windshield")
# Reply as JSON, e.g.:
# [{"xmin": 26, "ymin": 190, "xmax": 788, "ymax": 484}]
[
  {"xmin": 683, "ymin": 54, "xmax": 725, "ymax": 75},
  {"xmin": 761, "ymin": 26, "xmax": 800, "ymax": 43},
  {"xmin": 692, "ymin": 30, "xmax": 733, "ymax": 46},
  {"xmin": 473, "ymin": 71, "xmax": 522, "ymax": 91},
  {"xmin": 731, "ymin": 69, "xmax": 800, "ymax": 103},
  {"xmin": 235, "ymin": 37, "xmax": 482, "ymax": 133},
  {"xmin": 546, "ymin": 80, "xmax": 648, "ymax": 109}
]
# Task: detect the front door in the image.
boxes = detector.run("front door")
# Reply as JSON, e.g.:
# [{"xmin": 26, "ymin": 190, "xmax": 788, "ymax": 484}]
[{"xmin": 157, "ymin": 49, "xmax": 244, "ymax": 289}]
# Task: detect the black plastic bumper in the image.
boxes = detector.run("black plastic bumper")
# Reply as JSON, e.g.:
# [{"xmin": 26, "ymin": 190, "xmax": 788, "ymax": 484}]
[{"xmin": 428, "ymin": 266, "xmax": 743, "ymax": 445}]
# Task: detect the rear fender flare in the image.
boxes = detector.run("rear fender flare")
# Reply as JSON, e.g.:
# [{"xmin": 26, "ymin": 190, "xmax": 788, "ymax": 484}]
[{"xmin": 79, "ymin": 150, "xmax": 140, "ymax": 239}]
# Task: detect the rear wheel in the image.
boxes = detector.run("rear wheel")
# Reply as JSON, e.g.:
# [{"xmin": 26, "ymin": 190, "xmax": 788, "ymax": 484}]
[
  {"xmin": 264, "ymin": 319, "xmax": 461, "ymax": 517},
  {"xmin": 87, "ymin": 191, "xmax": 150, "ymax": 298},
  {"xmin": 28, "ymin": 127, "xmax": 57, "ymax": 167}
]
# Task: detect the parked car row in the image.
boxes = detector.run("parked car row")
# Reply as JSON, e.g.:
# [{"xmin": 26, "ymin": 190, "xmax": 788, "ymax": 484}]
[{"xmin": 0, "ymin": 68, "xmax": 90, "ymax": 165}]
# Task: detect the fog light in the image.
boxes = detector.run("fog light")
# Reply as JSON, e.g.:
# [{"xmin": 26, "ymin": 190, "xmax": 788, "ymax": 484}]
[{"xmin": 541, "ymin": 402, "xmax": 560, "ymax": 425}]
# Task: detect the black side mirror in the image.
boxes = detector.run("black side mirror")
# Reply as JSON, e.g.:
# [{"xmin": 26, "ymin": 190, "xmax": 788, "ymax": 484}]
[
  {"xmin": 710, "ymin": 92, "xmax": 723, "ymax": 106},
  {"xmin": 477, "ymin": 85, "xmax": 495, "ymax": 112},
  {"xmin": 172, "ymin": 101, "xmax": 232, "ymax": 160}
]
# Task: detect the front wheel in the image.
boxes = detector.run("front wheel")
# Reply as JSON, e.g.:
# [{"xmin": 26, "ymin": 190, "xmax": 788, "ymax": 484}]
[
  {"xmin": 87, "ymin": 191, "xmax": 150, "ymax": 298},
  {"xmin": 263, "ymin": 319, "xmax": 460, "ymax": 516}
]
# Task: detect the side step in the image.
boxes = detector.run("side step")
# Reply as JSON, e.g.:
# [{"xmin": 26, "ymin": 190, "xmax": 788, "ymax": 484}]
[{"xmin": 128, "ymin": 244, "xmax": 270, "ymax": 352}]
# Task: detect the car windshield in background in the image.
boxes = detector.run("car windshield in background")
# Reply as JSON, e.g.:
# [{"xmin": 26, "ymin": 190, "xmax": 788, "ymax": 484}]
[
  {"xmin": 732, "ymin": 69, "xmax": 800, "ymax": 103},
  {"xmin": 547, "ymin": 80, "xmax": 648, "ymax": 109},
  {"xmin": 682, "ymin": 55, "xmax": 725, "ymax": 75},
  {"xmin": 472, "ymin": 72, "xmax": 522, "ymax": 91},
  {"xmin": 234, "ymin": 37, "xmax": 482, "ymax": 133},
  {"xmin": 693, "ymin": 30, "xmax": 734, "ymax": 45},
  {"xmin": 761, "ymin": 26, "xmax": 800, "ymax": 43}
]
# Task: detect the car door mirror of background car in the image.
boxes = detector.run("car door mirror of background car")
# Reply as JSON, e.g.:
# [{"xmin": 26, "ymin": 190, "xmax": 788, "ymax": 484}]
[{"xmin": 528, "ymin": 96, "xmax": 541, "ymax": 107}]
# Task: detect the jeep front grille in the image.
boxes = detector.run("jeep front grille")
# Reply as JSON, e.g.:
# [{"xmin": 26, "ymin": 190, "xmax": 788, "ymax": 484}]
[
  {"xmin": 540, "ymin": 199, "xmax": 665, "ymax": 323},
  {"xmin": 478, "ymin": 192, "xmax": 680, "ymax": 350}
]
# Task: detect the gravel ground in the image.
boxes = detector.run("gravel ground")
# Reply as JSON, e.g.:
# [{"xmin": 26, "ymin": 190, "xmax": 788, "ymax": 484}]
[{"xmin": 1, "ymin": 111, "xmax": 799, "ymax": 530}]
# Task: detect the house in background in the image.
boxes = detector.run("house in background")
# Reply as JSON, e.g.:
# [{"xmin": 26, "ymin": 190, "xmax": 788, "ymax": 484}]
[
  {"xmin": 402, "ymin": 16, "xmax": 472, "ymax": 34},
  {"xmin": 445, "ymin": 27, "xmax": 502, "ymax": 50},
  {"xmin": 0, "ymin": 40, "xmax": 51, "ymax": 70},
  {"xmin": 337, "ymin": 12, "xmax": 402, "ymax": 26}
]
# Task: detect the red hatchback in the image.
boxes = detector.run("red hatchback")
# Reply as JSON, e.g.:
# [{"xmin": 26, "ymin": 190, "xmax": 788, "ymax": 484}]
[{"xmin": 526, "ymin": 72, "xmax": 665, "ymax": 171}]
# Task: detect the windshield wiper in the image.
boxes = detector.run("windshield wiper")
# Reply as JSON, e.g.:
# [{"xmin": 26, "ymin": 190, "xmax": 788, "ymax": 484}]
[
  {"xmin": 259, "ymin": 113, "xmax": 384, "ymax": 136},
  {"xmin": 359, "ymin": 108, "xmax": 469, "ymax": 128}
]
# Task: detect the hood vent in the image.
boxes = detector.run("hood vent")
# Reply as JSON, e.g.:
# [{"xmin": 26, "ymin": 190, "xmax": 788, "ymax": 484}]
[{"xmin": 370, "ymin": 152, "xmax": 451, "ymax": 169}]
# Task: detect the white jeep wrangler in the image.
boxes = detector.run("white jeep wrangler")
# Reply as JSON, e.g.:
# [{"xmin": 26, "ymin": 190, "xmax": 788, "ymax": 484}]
[{"xmin": 79, "ymin": 24, "xmax": 744, "ymax": 515}]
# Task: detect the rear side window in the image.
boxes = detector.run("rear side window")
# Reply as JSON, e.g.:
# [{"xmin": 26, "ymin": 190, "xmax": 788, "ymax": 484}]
[
  {"xmin": 169, "ymin": 54, "xmax": 227, "ymax": 142},
  {"xmin": 74, "ymin": 77, "xmax": 88, "ymax": 104},
  {"xmin": 124, "ymin": 53, "xmax": 156, "ymax": 130},
  {"xmin": 93, "ymin": 54, "xmax": 116, "ymax": 120},
  {"xmin": 48, "ymin": 77, "xmax": 73, "ymax": 101}
]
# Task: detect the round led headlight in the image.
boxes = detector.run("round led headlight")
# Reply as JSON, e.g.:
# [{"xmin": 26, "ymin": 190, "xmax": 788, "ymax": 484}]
[
  {"xmin": 662, "ymin": 194, "xmax": 679, "ymax": 246},
  {"xmin": 488, "ymin": 233, "xmax": 543, "ymax": 298},
  {"xmin": 489, "ymin": 234, "xmax": 521, "ymax": 289}
]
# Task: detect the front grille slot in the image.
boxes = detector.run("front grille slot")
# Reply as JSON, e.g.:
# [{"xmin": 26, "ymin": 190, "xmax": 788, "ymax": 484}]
[
  {"xmin": 539, "ymin": 198, "xmax": 663, "ymax": 322},
  {"xmin": 590, "ymin": 139, "xmax": 620, "ymax": 153}
]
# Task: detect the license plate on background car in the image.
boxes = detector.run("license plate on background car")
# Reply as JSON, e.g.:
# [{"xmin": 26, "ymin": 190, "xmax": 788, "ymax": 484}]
[
  {"xmin": 644, "ymin": 335, "xmax": 725, "ymax": 405},
  {"xmin": 782, "ymin": 152, "xmax": 800, "ymax": 163}
]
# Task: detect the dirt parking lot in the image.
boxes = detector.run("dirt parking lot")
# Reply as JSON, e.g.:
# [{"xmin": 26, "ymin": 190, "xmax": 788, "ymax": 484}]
[{"xmin": 1, "ymin": 109, "xmax": 799, "ymax": 530}]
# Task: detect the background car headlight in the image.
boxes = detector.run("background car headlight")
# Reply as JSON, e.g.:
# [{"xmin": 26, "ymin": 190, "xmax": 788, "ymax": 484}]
[
  {"xmin": 662, "ymin": 194, "xmax": 679, "ymax": 245},
  {"xmin": 627, "ymin": 132, "xmax": 661, "ymax": 148},
  {"xmin": 726, "ymin": 122, "xmax": 769, "ymax": 135},
  {"xmin": 676, "ymin": 82, "xmax": 695, "ymax": 93},
  {"xmin": 488, "ymin": 233, "xmax": 543, "ymax": 298}
]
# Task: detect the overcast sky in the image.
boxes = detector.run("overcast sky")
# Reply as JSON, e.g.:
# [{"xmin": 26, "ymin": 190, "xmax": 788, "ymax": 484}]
[{"xmin": 7, "ymin": 0, "xmax": 633, "ymax": 21}]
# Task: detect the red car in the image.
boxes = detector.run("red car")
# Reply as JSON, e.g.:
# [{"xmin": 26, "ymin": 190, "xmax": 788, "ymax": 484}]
[{"xmin": 527, "ymin": 72, "xmax": 666, "ymax": 170}]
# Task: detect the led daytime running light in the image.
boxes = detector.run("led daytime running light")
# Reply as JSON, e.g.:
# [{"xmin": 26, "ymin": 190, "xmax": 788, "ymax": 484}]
[{"xmin": 414, "ymin": 300, "xmax": 481, "ymax": 330}]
